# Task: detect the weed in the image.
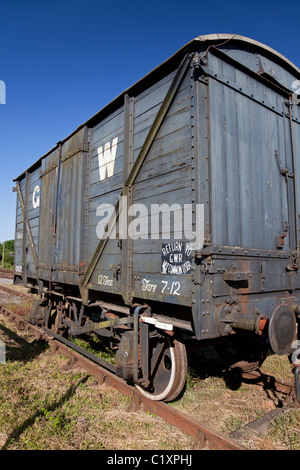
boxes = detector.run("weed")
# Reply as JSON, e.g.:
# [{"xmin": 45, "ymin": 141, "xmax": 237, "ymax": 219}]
[
  {"xmin": 0, "ymin": 315, "xmax": 192, "ymax": 450},
  {"xmin": 0, "ymin": 311, "xmax": 298, "ymax": 450},
  {"xmin": 269, "ymin": 411, "xmax": 300, "ymax": 450},
  {"xmin": 223, "ymin": 415, "xmax": 244, "ymax": 433}
]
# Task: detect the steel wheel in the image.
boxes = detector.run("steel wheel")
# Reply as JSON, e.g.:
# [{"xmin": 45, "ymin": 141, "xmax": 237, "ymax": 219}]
[
  {"xmin": 45, "ymin": 301, "xmax": 65, "ymax": 338},
  {"xmin": 44, "ymin": 305, "xmax": 58, "ymax": 339},
  {"xmin": 137, "ymin": 335, "xmax": 187, "ymax": 402}
]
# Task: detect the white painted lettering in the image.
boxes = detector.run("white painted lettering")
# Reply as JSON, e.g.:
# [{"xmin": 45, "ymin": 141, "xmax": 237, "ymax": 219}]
[
  {"xmin": 97, "ymin": 137, "xmax": 118, "ymax": 181},
  {"xmin": 32, "ymin": 185, "xmax": 40, "ymax": 208}
]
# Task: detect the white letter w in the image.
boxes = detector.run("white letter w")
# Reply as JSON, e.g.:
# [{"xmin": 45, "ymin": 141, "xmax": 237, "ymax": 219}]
[{"xmin": 97, "ymin": 137, "xmax": 118, "ymax": 181}]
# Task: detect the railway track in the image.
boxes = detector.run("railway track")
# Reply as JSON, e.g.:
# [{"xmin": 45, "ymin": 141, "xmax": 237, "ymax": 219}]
[
  {"xmin": 0, "ymin": 282, "xmax": 298, "ymax": 450},
  {"xmin": 0, "ymin": 269, "xmax": 13, "ymax": 280}
]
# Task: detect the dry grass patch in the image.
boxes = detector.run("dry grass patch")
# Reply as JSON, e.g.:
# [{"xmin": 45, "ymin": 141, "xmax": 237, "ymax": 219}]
[
  {"xmin": 1, "ymin": 294, "xmax": 299, "ymax": 450},
  {"xmin": 0, "ymin": 314, "xmax": 193, "ymax": 450}
]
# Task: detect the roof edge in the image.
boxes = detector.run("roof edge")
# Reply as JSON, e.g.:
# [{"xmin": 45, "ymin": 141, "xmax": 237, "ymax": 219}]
[
  {"xmin": 14, "ymin": 33, "xmax": 300, "ymax": 181},
  {"xmin": 193, "ymin": 33, "xmax": 300, "ymax": 75}
]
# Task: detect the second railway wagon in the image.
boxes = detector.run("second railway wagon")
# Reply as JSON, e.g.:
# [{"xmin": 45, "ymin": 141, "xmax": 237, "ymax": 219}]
[{"xmin": 14, "ymin": 34, "xmax": 300, "ymax": 401}]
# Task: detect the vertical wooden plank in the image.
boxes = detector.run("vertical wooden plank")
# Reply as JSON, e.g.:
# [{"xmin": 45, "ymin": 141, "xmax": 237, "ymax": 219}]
[{"xmin": 122, "ymin": 95, "xmax": 135, "ymax": 304}]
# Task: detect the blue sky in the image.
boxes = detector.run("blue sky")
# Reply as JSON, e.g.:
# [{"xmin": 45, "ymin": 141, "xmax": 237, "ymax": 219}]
[{"xmin": 0, "ymin": 0, "xmax": 299, "ymax": 242}]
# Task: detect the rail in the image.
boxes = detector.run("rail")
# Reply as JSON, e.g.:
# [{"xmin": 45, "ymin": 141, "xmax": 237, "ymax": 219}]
[
  {"xmin": 0, "ymin": 286, "xmax": 245, "ymax": 450},
  {"xmin": 1, "ymin": 283, "xmax": 299, "ymax": 450}
]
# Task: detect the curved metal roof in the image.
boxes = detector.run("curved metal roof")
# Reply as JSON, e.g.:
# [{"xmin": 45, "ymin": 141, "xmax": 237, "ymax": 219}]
[
  {"xmin": 15, "ymin": 33, "xmax": 300, "ymax": 181},
  {"xmin": 82, "ymin": 33, "xmax": 300, "ymax": 133},
  {"xmin": 193, "ymin": 33, "xmax": 300, "ymax": 75}
]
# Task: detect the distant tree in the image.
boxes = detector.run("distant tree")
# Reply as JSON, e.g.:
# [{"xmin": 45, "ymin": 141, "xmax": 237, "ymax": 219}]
[{"xmin": 0, "ymin": 240, "xmax": 14, "ymax": 269}]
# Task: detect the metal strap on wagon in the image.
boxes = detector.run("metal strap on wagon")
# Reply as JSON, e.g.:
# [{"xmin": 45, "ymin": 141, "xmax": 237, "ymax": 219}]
[{"xmin": 80, "ymin": 53, "xmax": 193, "ymax": 300}]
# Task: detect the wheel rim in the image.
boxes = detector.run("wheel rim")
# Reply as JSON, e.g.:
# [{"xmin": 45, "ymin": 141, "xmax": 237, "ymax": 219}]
[{"xmin": 137, "ymin": 336, "xmax": 187, "ymax": 402}]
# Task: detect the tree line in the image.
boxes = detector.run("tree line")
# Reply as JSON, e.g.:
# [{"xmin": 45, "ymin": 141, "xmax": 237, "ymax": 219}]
[{"xmin": 0, "ymin": 240, "xmax": 14, "ymax": 270}]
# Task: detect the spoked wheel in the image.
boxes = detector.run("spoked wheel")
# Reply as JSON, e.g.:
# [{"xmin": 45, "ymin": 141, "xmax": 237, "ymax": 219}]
[{"xmin": 137, "ymin": 335, "xmax": 187, "ymax": 402}]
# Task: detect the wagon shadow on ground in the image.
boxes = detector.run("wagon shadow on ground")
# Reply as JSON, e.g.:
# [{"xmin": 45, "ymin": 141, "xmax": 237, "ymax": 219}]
[
  {"xmin": 183, "ymin": 337, "xmax": 287, "ymax": 410},
  {"xmin": 0, "ymin": 321, "xmax": 92, "ymax": 450},
  {"xmin": 1, "ymin": 375, "xmax": 90, "ymax": 450},
  {"xmin": 0, "ymin": 322, "xmax": 48, "ymax": 362},
  {"xmin": 186, "ymin": 342, "xmax": 245, "ymax": 389}
]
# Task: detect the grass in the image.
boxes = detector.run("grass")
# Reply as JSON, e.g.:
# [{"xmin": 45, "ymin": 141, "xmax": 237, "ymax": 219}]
[
  {"xmin": 0, "ymin": 314, "xmax": 193, "ymax": 450},
  {"xmin": 169, "ymin": 348, "xmax": 300, "ymax": 450},
  {"xmin": 268, "ymin": 410, "xmax": 300, "ymax": 450},
  {"xmin": 1, "ymin": 291, "xmax": 300, "ymax": 450},
  {"xmin": 69, "ymin": 333, "xmax": 117, "ymax": 365}
]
